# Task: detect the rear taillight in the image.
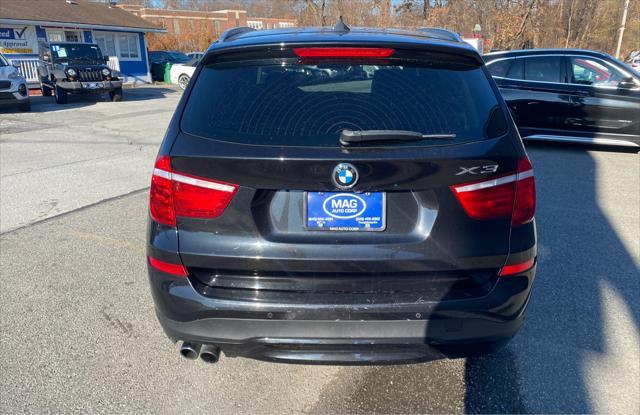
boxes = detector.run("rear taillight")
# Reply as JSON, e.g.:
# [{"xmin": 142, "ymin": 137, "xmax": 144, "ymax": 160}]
[
  {"xmin": 150, "ymin": 156, "xmax": 175, "ymax": 226},
  {"xmin": 499, "ymin": 258, "xmax": 535, "ymax": 276},
  {"xmin": 148, "ymin": 256, "xmax": 188, "ymax": 277},
  {"xmin": 451, "ymin": 157, "xmax": 535, "ymax": 226},
  {"xmin": 293, "ymin": 47, "xmax": 395, "ymax": 58},
  {"xmin": 149, "ymin": 155, "xmax": 238, "ymax": 227},
  {"xmin": 511, "ymin": 158, "xmax": 536, "ymax": 226}
]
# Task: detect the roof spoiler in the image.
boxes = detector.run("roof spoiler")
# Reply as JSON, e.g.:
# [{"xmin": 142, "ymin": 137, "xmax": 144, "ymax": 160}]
[
  {"xmin": 218, "ymin": 26, "xmax": 256, "ymax": 43},
  {"xmin": 416, "ymin": 28, "xmax": 463, "ymax": 43}
]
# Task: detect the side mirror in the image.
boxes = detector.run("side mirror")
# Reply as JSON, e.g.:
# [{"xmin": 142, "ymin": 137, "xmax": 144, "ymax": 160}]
[
  {"xmin": 42, "ymin": 54, "xmax": 50, "ymax": 62},
  {"xmin": 12, "ymin": 61, "xmax": 21, "ymax": 69},
  {"xmin": 103, "ymin": 56, "xmax": 110, "ymax": 63},
  {"xmin": 618, "ymin": 77, "xmax": 637, "ymax": 89}
]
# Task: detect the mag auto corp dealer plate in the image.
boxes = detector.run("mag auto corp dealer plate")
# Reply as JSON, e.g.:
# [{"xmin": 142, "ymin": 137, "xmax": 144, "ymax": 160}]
[{"xmin": 305, "ymin": 192, "xmax": 386, "ymax": 231}]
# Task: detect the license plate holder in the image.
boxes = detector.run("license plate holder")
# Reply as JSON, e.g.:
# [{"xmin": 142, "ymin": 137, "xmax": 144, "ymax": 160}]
[
  {"xmin": 84, "ymin": 82, "xmax": 102, "ymax": 89},
  {"xmin": 305, "ymin": 192, "xmax": 386, "ymax": 232}
]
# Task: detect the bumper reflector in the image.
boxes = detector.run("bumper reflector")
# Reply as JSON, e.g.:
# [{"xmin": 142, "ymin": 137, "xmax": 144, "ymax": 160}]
[
  {"xmin": 499, "ymin": 258, "xmax": 535, "ymax": 276},
  {"xmin": 148, "ymin": 256, "xmax": 188, "ymax": 277}
]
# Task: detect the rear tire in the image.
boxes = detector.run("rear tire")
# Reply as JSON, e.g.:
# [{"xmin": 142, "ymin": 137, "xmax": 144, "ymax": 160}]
[
  {"xmin": 18, "ymin": 102, "xmax": 31, "ymax": 112},
  {"xmin": 178, "ymin": 74, "xmax": 190, "ymax": 90},
  {"xmin": 54, "ymin": 85, "xmax": 67, "ymax": 104},
  {"xmin": 41, "ymin": 83, "xmax": 52, "ymax": 96},
  {"xmin": 109, "ymin": 87, "xmax": 123, "ymax": 102}
]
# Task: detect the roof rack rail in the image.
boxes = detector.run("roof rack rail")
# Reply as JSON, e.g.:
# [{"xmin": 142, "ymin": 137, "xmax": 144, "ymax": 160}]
[
  {"xmin": 416, "ymin": 28, "xmax": 462, "ymax": 43},
  {"xmin": 218, "ymin": 26, "xmax": 256, "ymax": 42}
]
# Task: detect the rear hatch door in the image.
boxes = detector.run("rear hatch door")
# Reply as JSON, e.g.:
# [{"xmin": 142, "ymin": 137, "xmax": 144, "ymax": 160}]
[{"xmin": 167, "ymin": 45, "xmax": 519, "ymax": 299}]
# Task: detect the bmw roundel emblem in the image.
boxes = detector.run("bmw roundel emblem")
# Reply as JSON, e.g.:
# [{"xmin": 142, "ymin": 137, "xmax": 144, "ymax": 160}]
[{"xmin": 332, "ymin": 163, "xmax": 359, "ymax": 190}]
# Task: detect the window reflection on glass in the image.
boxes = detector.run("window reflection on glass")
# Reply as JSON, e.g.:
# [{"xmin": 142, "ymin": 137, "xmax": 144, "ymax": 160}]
[{"xmin": 571, "ymin": 57, "xmax": 624, "ymax": 87}]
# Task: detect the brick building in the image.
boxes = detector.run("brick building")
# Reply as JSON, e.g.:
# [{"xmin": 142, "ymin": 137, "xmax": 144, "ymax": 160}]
[{"xmin": 118, "ymin": 5, "xmax": 296, "ymax": 39}]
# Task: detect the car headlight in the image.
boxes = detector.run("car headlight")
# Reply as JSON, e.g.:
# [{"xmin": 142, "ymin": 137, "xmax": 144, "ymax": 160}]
[
  {"xmin": 102, "ymin": 68, "xmax": 111, "ymax": 76},
  {"xmin": 66, "ymin": 68, "xmax": 77, "ymax": 77},
  {"xmin": 8, "ymin": 71, "xmax": 18, "ymax": 79}
]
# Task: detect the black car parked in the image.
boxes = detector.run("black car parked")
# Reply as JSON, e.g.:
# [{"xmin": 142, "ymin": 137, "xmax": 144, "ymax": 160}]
[
  {"xmin": 38, "ymin": 42, "xmax": 122, "ymax": 104},
  {"xmin": 148, "ymin": 50, "xmax": 191, "ymax": 82},
  {"xmin": 484, "ymin": 49, "xmax": 640, "ymax": 147},
  {"xmin": 147, "ymin": 24, "xmax": 537, "ymax": 365}
]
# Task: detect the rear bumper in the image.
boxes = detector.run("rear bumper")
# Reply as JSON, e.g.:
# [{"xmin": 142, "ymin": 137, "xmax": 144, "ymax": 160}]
[
  {"xmin": 157, "ymin": 311, "xmax": 524, "ymax": 364},
  {"xmin": 149, "ymin": 264, "xmax": 535, "ymax": 364}
]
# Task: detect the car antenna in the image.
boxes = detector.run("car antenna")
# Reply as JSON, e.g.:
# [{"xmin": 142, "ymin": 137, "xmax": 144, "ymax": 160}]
[{"xmin": 334, "ymin": 16, "xmax": 350, "ymax": 33}]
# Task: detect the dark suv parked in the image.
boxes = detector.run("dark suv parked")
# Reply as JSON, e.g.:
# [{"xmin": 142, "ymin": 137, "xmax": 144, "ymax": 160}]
[
  {"xmin": 148, "ymin": 50, "xmax": 191, "ymax": 82},
  {"xmin": 38, "ymin": 42, "xmax": 122, "ymax": 104},
  {"xmin": 147, "ymin": 24, "xmax": 537, "ymax": 365},
  {"xmin": 484, "ymin": 49, "xmax": 640, "ymax": 147}
]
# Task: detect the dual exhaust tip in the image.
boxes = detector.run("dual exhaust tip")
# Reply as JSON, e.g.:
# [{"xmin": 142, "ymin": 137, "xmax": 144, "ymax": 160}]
[{"xmin": 180, "ymin": 342, "xmax": 221, "ymax": 364}]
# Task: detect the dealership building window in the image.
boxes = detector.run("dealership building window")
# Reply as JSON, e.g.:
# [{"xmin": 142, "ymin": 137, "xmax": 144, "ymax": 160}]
[
  {"xmin": 94, "ymin": 32, "xmax": 116, "ymax": 56},
  {"xmin": 64, "ymin": 30, "xmax": 81, "ymax": 42},
  {"xmin": 94, "ymin": 32, "xmax": 140, "ymax": 61},
  {"xmin": 46, "ymin": 29, "xmax": 82, "ymax": 42}
]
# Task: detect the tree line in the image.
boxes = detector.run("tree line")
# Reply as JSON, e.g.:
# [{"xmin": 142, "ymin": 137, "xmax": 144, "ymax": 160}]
[{"xmin": 119, "ymin": 0, "xmax": 639, "ymax": 58}]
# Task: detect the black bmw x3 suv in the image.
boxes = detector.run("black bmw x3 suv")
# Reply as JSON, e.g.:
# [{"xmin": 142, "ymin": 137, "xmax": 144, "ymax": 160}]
[{"xmin": 147, "ymin": 23, "xmax": 537, "ymax": 365}]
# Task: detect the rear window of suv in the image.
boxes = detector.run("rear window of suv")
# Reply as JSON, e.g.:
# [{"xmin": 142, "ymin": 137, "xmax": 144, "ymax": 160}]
[{"xmin": 181, "ymin": 58, "xmax": 506, "ymax": 147}]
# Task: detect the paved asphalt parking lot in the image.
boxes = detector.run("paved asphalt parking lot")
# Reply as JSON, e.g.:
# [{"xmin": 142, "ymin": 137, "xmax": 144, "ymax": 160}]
[{"xmin": 1, "ymin": 86, "xmax": 638, "ymax": 414}]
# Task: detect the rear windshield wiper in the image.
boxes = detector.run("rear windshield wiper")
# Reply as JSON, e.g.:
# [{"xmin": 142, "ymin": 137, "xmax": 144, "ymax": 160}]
[{"xmin": 340, "ymin": 129, "xmax": 456, "ymax": 146}]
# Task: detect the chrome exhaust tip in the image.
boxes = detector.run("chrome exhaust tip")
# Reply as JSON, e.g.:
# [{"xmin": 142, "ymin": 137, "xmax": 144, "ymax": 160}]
[
  {"xmin": 200, "ymin": 344, "xmax": 221, "ymax": 364},
  {"xmin": 179, "ymin": 342, "xmax": 201, "ymax": 360}
]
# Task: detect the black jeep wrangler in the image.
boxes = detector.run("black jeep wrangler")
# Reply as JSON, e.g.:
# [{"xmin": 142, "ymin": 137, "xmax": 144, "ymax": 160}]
[{"xmin": 38, "ymin": 42, "xmax": 123, "ymax": 104}]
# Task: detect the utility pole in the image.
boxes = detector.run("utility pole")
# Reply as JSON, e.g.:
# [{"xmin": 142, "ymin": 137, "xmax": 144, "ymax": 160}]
[{"xmin": 615, "ymin": 0, "xmax": 630, "ymax": 59}]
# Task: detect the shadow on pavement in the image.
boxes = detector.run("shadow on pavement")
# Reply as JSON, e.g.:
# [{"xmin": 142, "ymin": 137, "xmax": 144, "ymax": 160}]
[
  {"xmin": 310, "ymin": 141, "xmax": 638, "ymax": 414},
  {"xmin": 0, "ymin": 86, "xmax": 179, "ymax": 114},
  {"xmin": 309, "ymin": 360, "xmax": 466, "ymax": 414},
  {"xmin": 307, "ymin": 348, "xmax": 527, "ymax": 414},
  {"xmin": 464, "ymin": 348, "xmax": 527, "ymax": 414},
  {"xmin": 119, "ymin": 86, "xmax": 178, "ymax": 101},
  {"xmin": 494, "ymin": 141, "xmax": 638, "ymax": 413}
]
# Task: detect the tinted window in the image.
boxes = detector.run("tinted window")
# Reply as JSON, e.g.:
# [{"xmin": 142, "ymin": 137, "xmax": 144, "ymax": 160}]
[
  {"xmin": 51, "ymin": 44, "xmax": 102, "ymax": 62},
  {"xmin": 168, "ymin": 51, "xmax": 190, "ymax": 62},
  {"xmin": 571, "ymin": 57, "xmax": 625, "ymax": 87},
  {"xmin": 149, "ymin": 52, "xmax": 167, "ymax": 63},
  {"xmin": 487, "ymin": 59, "xmax": 513, "ymax": 77},
  {"xmin": 524, "ymin": 56, "xmax": 563, "ymax": 83},
  {"xmin": 182, "ymin": 60, "xmax": 506, "ymax": 147},
  {"xmin": 185, "ymin": 57, "xmax": 200, "ymax": 67},
  {"xmin": 507, "ymin": 59, "xmax": 524, "ymax": 80}
]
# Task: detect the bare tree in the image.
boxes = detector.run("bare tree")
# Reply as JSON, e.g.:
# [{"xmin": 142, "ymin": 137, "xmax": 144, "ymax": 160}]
[{"xmin": 138, "ymin": 0, "xmax": 640, "ymax": 57}]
